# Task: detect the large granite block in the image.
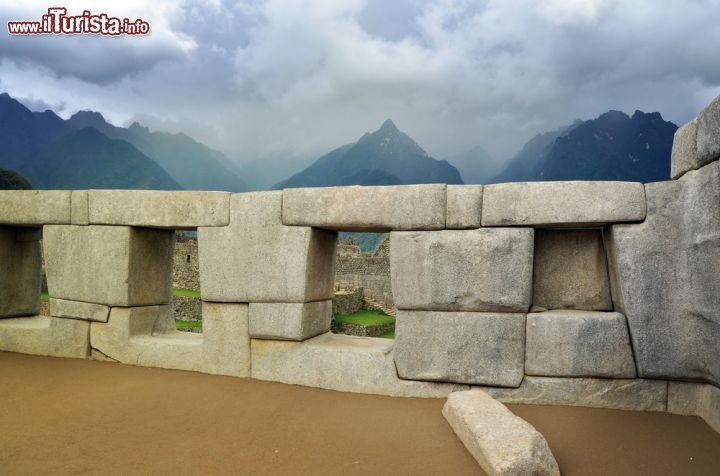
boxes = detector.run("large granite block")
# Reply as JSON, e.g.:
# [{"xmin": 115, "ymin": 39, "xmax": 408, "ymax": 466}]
[
  {"xmin": 476, "ymin": 376, "xmax": 668, "ymax": 411},
  {"xmin": 0, "ymin": 315, "xmax": 89, "ymax": 358},
  {"xmin": 443, "ymin": 390, "xmax": 560, "ymax": 476},
  {"xmin": 282, "ymin": 184, "xmax": 446, "ymax": 231},
  {"xmin": 391, "ymin": 228, "xmax": 533, "ymax": 312},
  {"xmin": 697, "ymin": 95, "xmax": 720, "ymax": 168},
  {"xmin": 532, "ymin": 229, "xmax": 612, "ymax": 311},
  {"xmin": 49, "ymin": 298, "xmax": 110, "ymax": 322},
  {"xmin": 199, "ymin": 192, "xmax": 337, "ymax": 303},
  {"xmin": 44, "ymin": 225, "xmax": 174, "ymax": 307},
  {"xmin": 394, "ymin": 311, "xmax": 526, "ymax": 387},
  {"xmin": 87, "ymin": 190, "xmax": 230, "ymax": 229},
  {"xmin": 446, "ymin": 185, "xmax": 482, "ymax": 229},
  {"xmin": 667, "ymin": 382, "xmax": 720, "ymax": 434},
  {"xmin": 0, "ymin": 227, "xmax": 41, "ymax": 317},
  {"xmin": 482, "ymin": 181, "xmax": 646, "ymax": 227},
  {"xmin": 0, "ymin": 190, "xmax": 71, "ymax": 225},
  {"xmin": 606, "ymin": 161, "xmax": 720, "ymax": 385},
  {"xmin": 249, "ymin": 300, "xmax": 331, "ymax": 341},
  {"xmin": 251, "ymin": 333, "xmax": 458, "ymax": 397},
  {"xmin": 670, "ymin": 118, "xmax": 699, "ymax": 179},
  {"xmin": 200, "ymin": 302, "xmax": 250, "ymax": 377},
  {"xmin": 525, "ymin": 311, "xmax": 636, "ymax": 378}
]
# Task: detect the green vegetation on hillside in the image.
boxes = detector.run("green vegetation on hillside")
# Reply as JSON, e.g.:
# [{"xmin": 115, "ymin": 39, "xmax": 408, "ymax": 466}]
[
  {"xmin": 334, "ymin": 310, "xmax": 395, "ymax": 326},
  {"xmin": 173, "ymin": 288, "xmax": 201, "ymax": 299}
]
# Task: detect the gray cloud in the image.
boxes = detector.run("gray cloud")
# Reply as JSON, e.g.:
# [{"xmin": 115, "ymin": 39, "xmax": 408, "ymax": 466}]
[{"xmin": 2, "ymin": 0, "xmax": 719, "ymax": 165}]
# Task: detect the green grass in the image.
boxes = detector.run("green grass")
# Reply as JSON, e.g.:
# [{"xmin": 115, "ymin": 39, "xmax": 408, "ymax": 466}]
[
  {"xmin": 173, "ymin": 288, "xmax": 201, "ymax": 298},
  {"xmin": 334, "ymin": 309, "xmax": 395, "ymax": 326},
  {"xmin": 40, "ymin": 291, "xmax": 49, "ymax": 302},
  {"xmin": 377, "ymin": 330, "xmax": 395, "ymax": 339},
  {"xmin": 175, "ymin": 319, "xmax": 202, "ymax": 329}
]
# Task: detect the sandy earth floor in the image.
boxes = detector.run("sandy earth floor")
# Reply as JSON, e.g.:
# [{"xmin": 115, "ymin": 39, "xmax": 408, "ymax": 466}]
[{"xmin": 0, "ymin": 352, "xmax": 718, "ymax": 476}]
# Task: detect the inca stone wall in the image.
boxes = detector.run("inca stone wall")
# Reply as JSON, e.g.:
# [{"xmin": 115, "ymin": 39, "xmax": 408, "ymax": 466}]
[
  {"xmin": 334, "ymin": 238, "xmax": 393, "ymax": 308},
  {"xmin": 0, "ymin": 96, "xmax": 719, "ymax": 434}
]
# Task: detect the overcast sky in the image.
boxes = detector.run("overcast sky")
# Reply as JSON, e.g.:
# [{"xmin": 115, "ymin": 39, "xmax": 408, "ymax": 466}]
[{"xmin": 2, "ymin": 0, "xmax": 719, "ymax": 163}]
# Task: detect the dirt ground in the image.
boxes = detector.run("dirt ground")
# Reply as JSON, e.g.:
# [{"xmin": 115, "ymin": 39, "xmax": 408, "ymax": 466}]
[{"xmin": 0, "ymin": 352, "xmax": 718, "ymax": 476}]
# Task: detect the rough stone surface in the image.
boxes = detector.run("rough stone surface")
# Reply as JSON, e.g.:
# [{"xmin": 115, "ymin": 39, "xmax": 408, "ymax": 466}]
[
  {"xmin": 667, "ymin": 382, "xmax": 720, "ymax": 434},
  {"xmin": 443, "ymin": 390, "xmax": 560, "ymax": 476},
  {"xmin": 391, "ymin": 228, "xmax": 533, "ymax": 312},
  {"xmin": 670, "ymin": 118, "xmax": 699, "ymax": 179},
  {"xmin": 44, "ymin": 225, "xmax": 174, "ymax": 307},
  {"xmin": 0, "ymin": 315, "xmax": 89, "ymax": 358},
  {"xmin": 71, "ymin": 190, "xmax": 89, "ymax": 225},
  {"xmin": 476, "ymin": 376, "xmax": 668, "ymax": 411},
  {"xmin": 199, "ymin": 192, "xmax": 337, "ymax": 303},
  {"xmin": 0, "ymin": 190, "xmax": 71, "ymax": 225},
  {"xmin": 282, "ymin": 184, "xmax": 447, "ymax": 231},
  {"xmin": 88, "ymin": 190, "xmax": 230, "ymax": 229},
  {"xmin": 532, "ymin": 229, "xmax": 612, "ymax": 311},
  {"xmin": 0, "ymin": 227, "xmax": 41, "ymax": 317},
  {"xmin": 525, "ymin": 311, "xmax": 636, "ymax": 378},
  {"xmin": 249, "ymin": 300, "xmax": 332, "ymax": 341},
  {"xmin": 607, "ymin": 161, "xmax": 720, "ymax": 386},
  {"xmin": 49, "ymin": 298, "xmax": 110, "ymax": 323},
  {"xmin": 200, "ymin": 302, "xmax": 251, "ymax": 377},
  {"xmin": 394, "ymin": 311, "xmax": 525, "ymax": 387},
  {"xmin": 251, "ymin": 332, "xmax": 459, "ymax": 397},
  {"xmin": 446, "ymin": 185, "xmax": 482, "ymax": 229},
  {"xmin": 696, "ymin": 95, "xmax": 720, "ymax": 167},
  {"xmin": 482, "ymin": 181, "xmax": 646, "ymax": 226}
]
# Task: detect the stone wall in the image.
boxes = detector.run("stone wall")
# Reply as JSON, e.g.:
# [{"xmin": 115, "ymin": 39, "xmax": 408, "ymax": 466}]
[
  {"xmin": 0, "ymin": 95, "xmax": 718, "ymax": 433},
  {"xmin": 172, "ymin": 236, "xmax": 200, "ymax": 291},
  {"xmin": 334, "ymin": 237, "xmax": 393, "ymax": 308}
]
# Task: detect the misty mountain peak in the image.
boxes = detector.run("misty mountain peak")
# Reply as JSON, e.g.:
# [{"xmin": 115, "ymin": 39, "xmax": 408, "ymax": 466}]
[
  {"xmin": 69, "ymin": 110, "xmax": 108, "ymax": 129},
  {"xmin": 379, "ymin": 119, "xmax": 398, "ymax": 133}
]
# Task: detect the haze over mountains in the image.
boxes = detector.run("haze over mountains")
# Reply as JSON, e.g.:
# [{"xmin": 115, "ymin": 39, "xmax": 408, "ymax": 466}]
[{"xmin": 0, "ymin": 92, "xmax": 677, "ymax": 192}]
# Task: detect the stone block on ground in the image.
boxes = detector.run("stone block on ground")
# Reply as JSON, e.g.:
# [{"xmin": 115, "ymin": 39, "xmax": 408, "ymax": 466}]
[
  {"xmin": 0, "ymin": 315, "xmax": 89, "ymax": 358},
  {"xmin": 606, "ymin": 161, "xmax": 720, "ymax": 385},
  {"xmin": 249, "ymin": 300, "xmax": 331, "ymax": 341},
  {"xmin": 482, "ymin": 181, "xmax": 646, "ymax": 226},
  {"xmin": 446, "ymin": 185, "xmax": 482, "ymax": 229},
  {"xmin": 87, "ymin": 190, "xmax": 230, "ymax": 229},
  {"xmin": 44, "ymin": 225, "xmax": 174, "ymax": 307},
  {"xmin": 251, "ymin": 332, "xmax": 459, "ymax": 397},
  {"xmin": 200, "ymin": 302, "xmax": 250, "ymax": 377},
  {"xmin": 532, "ymin": 229, "xmax": 612, "ymax": 311},
  {"xmin": 476, "ymin": 376, "xmax": 667, "ymax": 411},
  {"xmin": 442, "ymin": 390, "xmax": 560, "ymax": 476},
  {"xmin": 199, "ymin": 192, "xmax": 337, "ymax": 303},
  {"xmin": 391, "ymin": 228, "xmax": 533, "ymax": 312},
  {"xmin": 696, "ymin": 95, "xmax": 720, "ymax": 168},
  {"xmin": 0, "ymin": 227, "xmax": 41, "ymax": 317},
  {"xmin": 671, "ymin": 118, "xmax": 699, "ymax": 179},
  {"xmin": 282, "ymin": 184, "xmax": 446, "ymax": 231},
  {"xmin": 0, "ymin": 190, "xmax": 71, "ymax": 225},
  {"xmin": 49, "ymin": 298, "xmax": 110, "ymax": 322},
  {"xmin": 394, "ymin": 311, "xmax": 525, "ymax": 387},
  {"xmin": 525, "ymin": 311, "xmax": 636, "ymax": 378},
  {"xmin": 667, "ymin": 382, "xmax": 720, "ymax": 434}
]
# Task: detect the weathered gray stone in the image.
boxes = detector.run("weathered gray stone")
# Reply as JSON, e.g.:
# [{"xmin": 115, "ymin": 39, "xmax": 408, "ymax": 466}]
[
  {"xmin": 71, "ymin": 190, "xmax": 89, "ymax": 225},
  {"xmin": 607, "ymin": 161, "xmax": 720, "ymax": 385},
  {"xmin": 394, "ymin": 311, "xmax": 525, "ymax": 387},
  {"xmin": 251, "ymin": 333, "xmax": 459, "ymax": 397},
  {"xmin": 476, "ymin": 376, "xmax": 667, "ymax": 411},
  {"xmin": 446, "ymin": 185, "xmax": 482, "ymax": 229},
  {"xmin": 200, "ymin": 302, "xmax": 251, "ymax": 377},
  {"xmin": 525, "ymin": 311, "xmax": 636, "ymax": 378},
  {"xmin": 44, "ymin": 225, "xmax": 174, "ymax": 307},
  {"xmin": 443, "ymin": 390, "xmax": 560, "ymax": 476},
  {"xmin": 88, "ymin": 190, "xmax": 230, "ymax": 229},
  {"xmin": 391, "ymin": 228, "xmax": 533, "ymax": 312},
  {"xmin": 249, "ymin": 300, "xmax": 331, "ymax": 341},
  {"xmin": 282, "ymin": 184, "xmax": 446, "ymax": 231},
  {"xmin": 667, "ymin": 382, "xmax": 720, "ymax": 434},
  {"xmin": 0, "ymin": 315, "xmax": 89, "ymax": 358},
  {"xmin": 482, "ymin": 181, "xmax": 646, "ymax": 226},
  {"xmin": 199, "ymin": 192, "xmax": 337, "ymax": 303},
  {"xmin": 697, "ymin": 95, "xmax": 720, "ymax": 168},
  {"xmin": 0, "ymin": 227, "xmax": 41, "ymax": 317},
  {"xmin": 49, "ymin": 298, "xmax": 110, "ymax": 322},
  {"xmin": 0, "ymin": 190, "xmax": 71, "ymax": 225},
  {"xmin": 670, "ymin": 118, "xmax": 699, "ymax": 179},
  {"xmin": 532, "ymin": 229, "xmax": 612, "ymax": 311}
]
